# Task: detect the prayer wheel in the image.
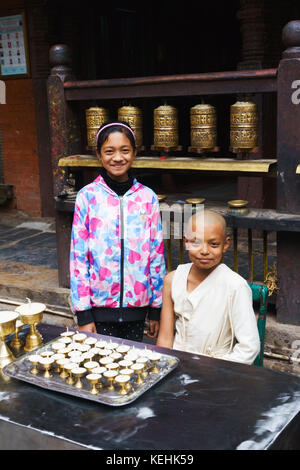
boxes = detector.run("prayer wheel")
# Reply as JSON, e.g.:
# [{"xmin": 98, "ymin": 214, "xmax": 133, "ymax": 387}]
[
  {"xmin": 118, "ymin": 105, "xmax": 143, "ymax": 148},
  {"xmin": 230, "ymin": 101, "xmax": 258, "ymax": 152},
  {"xmin": 85, "ymin": 107, "xmax": 109, "ymax": 148},
  {"xmin": 153, "ymin": 105, "xmax": 179, "ymax": 149},
  {"xmin": 190, "ymin": 104, "xmax": 217, "ymax": 150}
]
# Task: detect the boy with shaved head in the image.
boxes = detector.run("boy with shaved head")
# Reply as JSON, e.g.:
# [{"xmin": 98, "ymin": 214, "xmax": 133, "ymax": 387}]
[{"xmin": 157, "ymin": 209, "xmax": 260, "ymax": 365}]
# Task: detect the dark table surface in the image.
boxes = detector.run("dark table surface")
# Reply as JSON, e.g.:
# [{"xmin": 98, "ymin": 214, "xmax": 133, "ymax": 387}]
[{"xmin": 1, "ymin": 323, "xmax": 300, "ymax": 450}]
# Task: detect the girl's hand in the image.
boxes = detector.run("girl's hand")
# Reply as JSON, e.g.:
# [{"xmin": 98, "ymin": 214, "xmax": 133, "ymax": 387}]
[
  {"xmin": 79, "ymin": 322, "xmax": 97, "ymax": 333},
  {"xmin": 147, "ymin": 320, "xmax": 160, "ymax": 339}
]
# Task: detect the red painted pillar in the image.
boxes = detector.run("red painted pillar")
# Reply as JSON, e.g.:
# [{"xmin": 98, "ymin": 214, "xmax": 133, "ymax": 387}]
[{"xmin": 276, "ymin": 21, "xmax": 300, "ymax": 325}]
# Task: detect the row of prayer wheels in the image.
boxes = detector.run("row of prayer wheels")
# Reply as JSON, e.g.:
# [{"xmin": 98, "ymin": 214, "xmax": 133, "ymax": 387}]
[{"xmin": 85, "ymin": 101, "xmax": 258, "ymax": 153}]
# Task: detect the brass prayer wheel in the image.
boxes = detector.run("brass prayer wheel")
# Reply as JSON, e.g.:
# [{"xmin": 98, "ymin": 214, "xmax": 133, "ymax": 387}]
[
  {"xmin": 230, "ymin": 101, "xmax": 258, "ymax": 152},
  {"xmin": 153, "ymin": 105, "xmax": 179, "ymax": 149},
  {"xmin": 85, "ymin": 107, "xmax": 109, "ymax": 148},
  {"xmin": 190, "ymin": 104, "xmax": 217, "ymax": 150},
  {"xmin": 118, "ymin": 105, "xmax": 143, "ymax": 148}
]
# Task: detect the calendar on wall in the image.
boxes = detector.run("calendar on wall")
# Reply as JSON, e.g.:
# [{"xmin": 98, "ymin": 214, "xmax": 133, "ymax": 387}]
[{"xmin": 0, "ymin": 12, "xmax": 30, "ymax": 78}]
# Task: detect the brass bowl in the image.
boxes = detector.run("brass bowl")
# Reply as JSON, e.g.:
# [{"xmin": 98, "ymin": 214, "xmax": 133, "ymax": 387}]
[
  {"xmin": 0, "ymin": 311, "xmax": 19, "ymax": 369},
  {"xmin": 0, "ymin": 311, "xmax": 19, "ymax": 337},
  {"xmin": 185, "ymin": 198, "xmax": 206, "ymax": 205},
  {"xmin": 227, "ymin": 199, "xmax": 249, "ymax": 208},
  {"xmin": 227, "ymin": 199, "xmax": 249, "ymax": 216},
  {"xmin": 16, "ymin": 302, "xmax": 45, "ymax": 325}
]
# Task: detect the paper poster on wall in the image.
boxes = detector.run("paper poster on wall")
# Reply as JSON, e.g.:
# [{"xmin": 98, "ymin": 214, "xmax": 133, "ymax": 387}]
[{"xmin": 0, "ymin": 12, "xmax": 30, "ymax": 78}]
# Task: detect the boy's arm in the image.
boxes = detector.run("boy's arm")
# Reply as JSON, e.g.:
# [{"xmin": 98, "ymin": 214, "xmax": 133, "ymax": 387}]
[
  {"xmin": 156, "ymin": 271, "xmax": 176, "ymax": 349},
  {"xmin": 221, "ymin": 283, "xmax": 260, "ymax": 365}
]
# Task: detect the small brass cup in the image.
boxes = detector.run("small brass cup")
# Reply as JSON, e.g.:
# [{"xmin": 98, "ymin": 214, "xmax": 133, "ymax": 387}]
[
  {"xmin": 149, "ymin": 352, "xmax": 162, "ymax": 374},
  {"xmin": 72, "ymin": 367, "xmax": 86, "ymax": 389},
  {"xmin": 64, "ymin": 362, "xmax": 77, "ymax": 385},
  {"xmin": 28, "ymin": 354, "xmax": 42, "ymax": 375},
  {"xmin": 131, "ymin": 363, "xmax": 144, "ymax": 384},
  {"xmin": 103, "ymin": 370, "xmax": 118, "ymax": 391},
  {"xmin": 136, "ymin": 357, "xmax": 149, "ymax": 378},
  {"xmin": 99, "ymin": 356, "xmax": 114, "ymax": 367},
  {"xmin": 115, "ymin": 374, "xmax": 130, "ymax": 395},
  {"xmin": 0, "ymin": 311, "xmax": 19, "ymax": 369},
  {"xmin": 60, "ymin": 329, "xmax": 75, "ymax": 339},
  {"xmin": 72, "ymin": 332, "xmax": 87, "ymax": 344},
  {"xmin": 116, "ymin": 345, "xmax": 130, "ymax": 356},
  {"xmin": 52, "ymin": 353, "xmax": 65, "ymax": 372},
  {"xmin": 83, "ymin": 360, "xmax": 98, "ymax": 374},
  {"xmin": 119, "ymin": 359, "xmax": 133, "ymax": 369},
  {"xmin": 84, "ymin": 337, "xmax": 97, "ymax": 347},
  {"xmin": 51, "ymin": 341, "xmax": 66, "ymax": 353},
  {"xmin": 92, "ymin": 366, "xmax": 107, "ymax": 389},
  {"xmin": 109, "ymin": 351, "xmax": 122, "ymax": 362},
  {"xmin": 39, "ymin": 357, "xmax": 54, "ymax": 378},
  {"xmin": 16, "ymin": 302, "xmax": 45, "ymax": 352},
  {"xmin": 119, "ymin": 368, "xmax": 134, "ymax": 391},
  {"xmin": 71, "ymin": 355, "xmax": 84, "ymax": 367},
  {"xmin": 86, "ymin": 373, "xmax": 101, "ymax": 395},
  {"xmin": 105, "ymin": 341, "xmax": 119, "ymax": 351},
  {"xmin": 57, "ymin": 358, "xmax": 70, "ymax": 378},
  {"xmin": 106, "ymin": 362, "xmax": 120, "ymax": 373}
]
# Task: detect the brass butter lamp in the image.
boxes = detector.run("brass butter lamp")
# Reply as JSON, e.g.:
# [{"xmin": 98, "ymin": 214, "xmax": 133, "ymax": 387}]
[
  {"xmin": 39, "ymin": 357, "xmax": 54, "ymax": 378},
  {"xmin": 115, "ymin": 374, "xmax": 130, "ymax": 395},
  {"xmin": 10, "ymin": 318, "xmax": 24, "ymax": 350},
  {"xmin": 136, "ymin": 357, "xmax": 149, "ymax": 378},
  {"xmin": 119, "ymin": 368, "xmax": 134, "ymax": 391},
  {"xmin": 149, "ymin": 352, "xmax": 162, "ymax": 374},
  {"xmin": 28, "ymin": 354, "xmax": 42, "ymax": 375},
  {"xmin": 16, "ymin": 300, "xmax": 46, "ymax": 352},
  {"xmin": 103, "ymin": 370, "xmax": 118, "ymax": 391},
  {"xmin": 72, "ymin": 367, "xmax": 86, "ymax": 389},
  {"xmin": 86, "ymin": 373, "xmax": 101, "ymax": 395},
  {"xmin": 131, "ymin": 363, "xmax": 144, "ymax": 384},
  {"xmin": 0, "ymin": 311, "xmax": 19, "ymax": 369}
]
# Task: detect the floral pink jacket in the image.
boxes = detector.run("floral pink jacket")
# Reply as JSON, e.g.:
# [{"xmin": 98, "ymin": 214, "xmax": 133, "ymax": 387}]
[{"xmin": 70, "ymin": 174, "xmax": 165, "ymax": 314}]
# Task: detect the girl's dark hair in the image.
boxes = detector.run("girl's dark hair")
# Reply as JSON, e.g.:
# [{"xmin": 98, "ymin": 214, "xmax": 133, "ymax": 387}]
[{"xmin": 96, "ymin": 120, "xmax": 136, "ymax": 152}]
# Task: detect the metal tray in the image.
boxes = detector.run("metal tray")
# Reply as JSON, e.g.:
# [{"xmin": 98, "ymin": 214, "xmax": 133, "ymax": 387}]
[{"xmin": 3, "ymin": 336, "xmax": 180, "ymax": 406}]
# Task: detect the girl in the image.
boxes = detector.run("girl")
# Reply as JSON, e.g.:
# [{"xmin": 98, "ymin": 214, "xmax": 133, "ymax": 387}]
[{"xmin": 70, "ymin": 121, "xmax": 165, "ymax": 342}]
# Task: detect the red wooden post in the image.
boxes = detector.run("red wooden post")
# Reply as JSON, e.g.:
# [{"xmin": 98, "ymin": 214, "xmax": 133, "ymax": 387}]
[
  {"xmin": 47, "ymin": 44, "xmax": 81, "ymax": 288},
  {"xmin": 276, "ymin": 21, "xmax": 300, "ymax": 325}
]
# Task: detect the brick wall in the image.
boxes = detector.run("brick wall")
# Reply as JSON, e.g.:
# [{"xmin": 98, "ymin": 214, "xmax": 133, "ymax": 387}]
[{"xmin": 0, "ymin": 78, "xmax": 41, "ymax": 217}]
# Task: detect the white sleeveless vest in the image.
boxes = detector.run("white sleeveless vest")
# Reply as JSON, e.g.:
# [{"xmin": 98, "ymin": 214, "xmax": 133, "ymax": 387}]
[{"xmin": 171, "ymin": 263, "xmax": 260, "ymax": 365}]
